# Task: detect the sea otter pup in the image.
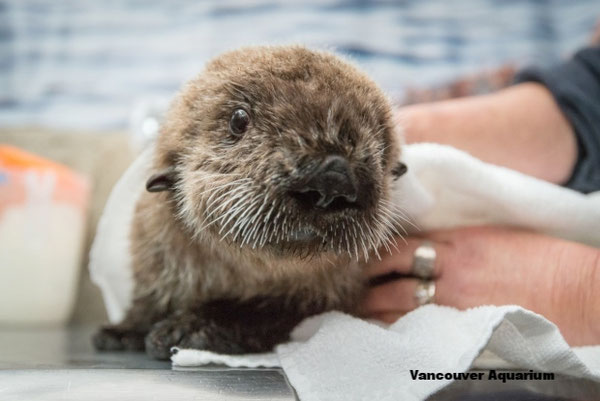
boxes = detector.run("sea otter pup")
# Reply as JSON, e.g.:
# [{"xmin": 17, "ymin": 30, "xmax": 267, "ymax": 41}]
[{"xmin": 93, "ymin": 45, "xmax": 408, "ymax": 359}]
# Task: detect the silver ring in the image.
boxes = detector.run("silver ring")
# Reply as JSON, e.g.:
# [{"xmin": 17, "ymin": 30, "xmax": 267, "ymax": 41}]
[
  {"xmin": 411, "ymin": 240, "xmax": 436, "ymax": 279},
  {"xmin": 414, "ymin": 280, "xmax": 436, "ymax": 306}
]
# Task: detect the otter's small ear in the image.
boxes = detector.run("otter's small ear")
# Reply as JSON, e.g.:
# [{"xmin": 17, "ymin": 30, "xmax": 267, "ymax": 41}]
[
  {"xmin": 146, "ymin": 168, "xmax": 177, "ymax": 192},
  {"xmin": 391, "ymin": 162, "xmax": 408, "ymax": 180}
]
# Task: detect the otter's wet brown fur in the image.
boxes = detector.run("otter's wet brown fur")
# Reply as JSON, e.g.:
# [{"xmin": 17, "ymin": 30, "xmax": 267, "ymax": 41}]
[{"xmin": 93, "ymin": 45, "xmax": 407, "ymax": 359}]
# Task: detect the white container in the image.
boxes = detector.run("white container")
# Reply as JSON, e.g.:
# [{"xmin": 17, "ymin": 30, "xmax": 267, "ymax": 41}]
[{"xmin": 0, "ymin": 146, "xmax": 89, "ymax": 325}]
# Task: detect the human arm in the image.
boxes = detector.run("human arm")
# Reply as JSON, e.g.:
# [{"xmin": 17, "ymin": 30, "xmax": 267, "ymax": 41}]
[{"xmin": 401, "ymin": 46, "xmax": 600, "ymax": 192}]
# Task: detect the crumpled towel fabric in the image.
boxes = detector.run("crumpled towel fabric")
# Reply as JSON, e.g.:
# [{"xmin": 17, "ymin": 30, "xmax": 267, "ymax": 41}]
[{"xmin": 173, "ymin": 306, "xmax": 600, "ymax": 401}]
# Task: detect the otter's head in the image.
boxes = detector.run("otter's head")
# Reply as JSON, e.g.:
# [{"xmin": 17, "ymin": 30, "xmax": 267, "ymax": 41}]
[{"xmin": 148, "ymin": 46, "xmax": 407, "ymax": 261}]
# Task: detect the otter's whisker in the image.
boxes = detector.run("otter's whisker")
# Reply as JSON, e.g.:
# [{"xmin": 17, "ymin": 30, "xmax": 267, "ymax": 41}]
[
  {"xmin": 239, "ymin": 192, "xmax": 271, "ymax": 245},
  {"xmin": 258, "ymin": 198, "xmax": 279, "ymax": 246},
  {"xmin": 201, "ymin": 188, "xmax": 253, "ymax": 233},
  {"xmin": 202, "ymin": 186, "xmax": 251, "ymax": 225},
  {"xmin": 234, "ymin": 191, "xmax": 268, "ymax": 242},
  {"xmin": 205, "ymin": 182, "xmax": 253, "ymax": 213},
  {"xmin": 381, "ymin": 198, "xmax": 420, "ymax": 232},
  {"xmin": 197, "ymin": 177, "xmax": 249, "ymax": 199},
  {"xmin": 361, "ymin": 216, "xmax": 381, "ymax": 260},
  {"xmin": 201, "ymin": 187, "xmax": 253, "ymax": 231},
  {"xmin": 222, "ymin": 193, "xmax": 262, "ymax": 239}
]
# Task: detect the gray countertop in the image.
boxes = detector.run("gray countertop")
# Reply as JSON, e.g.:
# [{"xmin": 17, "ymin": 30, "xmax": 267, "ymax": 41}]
[
  {"xmin": 1, "ymin": 326, "xmax": 599, "ymax": 401},
  {"xmin": 0, "ymin": 326, "xmax": 296, "ymax": 401}
]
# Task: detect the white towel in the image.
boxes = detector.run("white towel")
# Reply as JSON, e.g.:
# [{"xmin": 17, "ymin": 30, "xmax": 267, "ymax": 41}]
[
  {"xmin": 397, "ymin": 143, "xmax": 600, "ymax": 247},
  {"xmin": 173, "ymin": 307, "xmax": 600, "ymax": 400},
  {"xmin": 90, "ymin": 143, "xmax": 600, "ymax": 400}
]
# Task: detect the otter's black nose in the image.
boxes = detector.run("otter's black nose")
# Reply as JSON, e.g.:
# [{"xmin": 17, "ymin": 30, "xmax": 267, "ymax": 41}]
[{"xmin": 292, "ymin": 156, "xmax": 358, "ymax": 211}]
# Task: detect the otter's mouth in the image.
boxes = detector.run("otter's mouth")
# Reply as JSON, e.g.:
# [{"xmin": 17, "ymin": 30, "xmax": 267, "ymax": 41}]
[{"xmin": 190, "ymin": 171, "xmax": 403, "ymax": 260}]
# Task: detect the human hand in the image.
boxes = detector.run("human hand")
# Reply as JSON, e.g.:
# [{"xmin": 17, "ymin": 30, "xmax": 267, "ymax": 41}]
[{"xmin": 361, "ymin": 226, "xmax": 600, "ymax": 346}]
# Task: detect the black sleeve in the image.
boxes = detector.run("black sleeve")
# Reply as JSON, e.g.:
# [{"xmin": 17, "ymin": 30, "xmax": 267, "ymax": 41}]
[{"xmin": 514, "ymin": 46, "xmax": 600, "ymax": 194}]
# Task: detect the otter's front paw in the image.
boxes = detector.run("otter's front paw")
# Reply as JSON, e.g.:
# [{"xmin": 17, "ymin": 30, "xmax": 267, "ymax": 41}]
[
  {"xmin": 145, "ymin": 313, "xmax": 249, "ymax": 359},
  {"xmin": 144, "ymin": 314, "xmax": 207, "ymax": 360},
  {"xmin": 93, "ymin": 326, "xmax": 146, "ymax": 351}
]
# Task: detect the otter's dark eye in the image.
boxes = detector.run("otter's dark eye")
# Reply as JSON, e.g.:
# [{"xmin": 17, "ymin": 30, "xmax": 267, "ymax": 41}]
[{"xmin": 229, "ymin": 109, "xmax": 250, "ymax": 136}]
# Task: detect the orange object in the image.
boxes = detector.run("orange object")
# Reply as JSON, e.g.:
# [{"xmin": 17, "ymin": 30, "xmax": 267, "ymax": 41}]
[{"xmin": 0, "ymin": 145, "xmax": 89, "ymax": 213}]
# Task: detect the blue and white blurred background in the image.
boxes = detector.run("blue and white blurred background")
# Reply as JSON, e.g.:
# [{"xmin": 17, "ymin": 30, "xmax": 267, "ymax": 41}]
[{"xmin": 1, "ymin": 0, "xmax": 598, "ymax": 131}]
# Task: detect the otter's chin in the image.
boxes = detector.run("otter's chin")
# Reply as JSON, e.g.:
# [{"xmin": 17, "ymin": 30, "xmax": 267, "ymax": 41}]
[{"xmin": 288, "ymin": 227, "xmax": 319, "ymax": 242}]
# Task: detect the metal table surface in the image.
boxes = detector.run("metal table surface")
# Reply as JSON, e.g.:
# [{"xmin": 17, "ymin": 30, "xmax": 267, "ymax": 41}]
[
  {"xmin": 0, "ymin": 326, "xmax": 296, "ymax": 401},
  {"xmin": 1, "ymin": 326, "xmax": 599, "ymax": 401}
]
